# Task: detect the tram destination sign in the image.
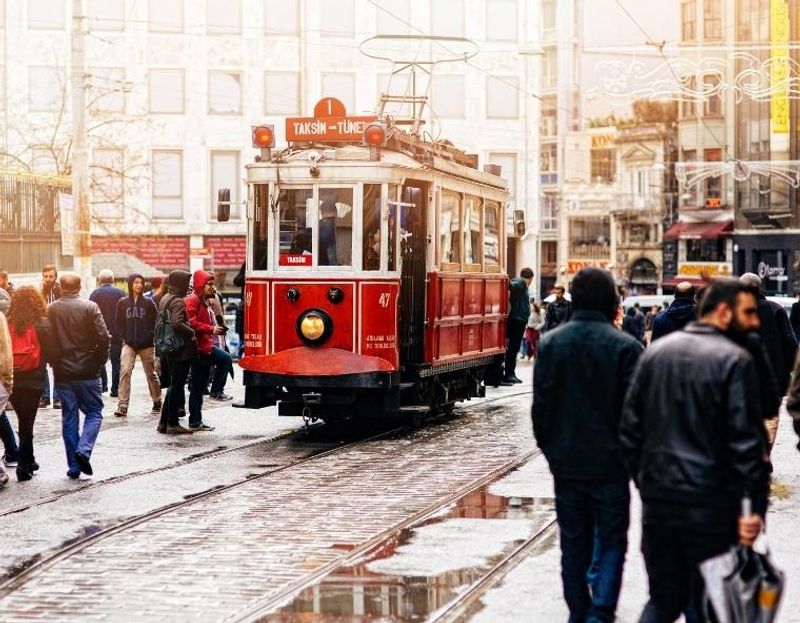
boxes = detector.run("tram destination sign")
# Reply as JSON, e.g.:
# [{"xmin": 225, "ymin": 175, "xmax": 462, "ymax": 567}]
[{"xmin": 285, "ymin": 97, "xmax": 376, "ymax": 142}]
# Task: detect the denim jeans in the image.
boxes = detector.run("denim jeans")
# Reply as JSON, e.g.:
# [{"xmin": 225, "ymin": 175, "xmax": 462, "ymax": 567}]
[
  {"xmin": 42, "ymin": 366, "xmax": 61, "ymax": 402},
  {"xmin": 57, "ymin": 379, "xmax": 104, "ymax": 475},
  {"xmin": 0, "ymin": 409, "xmax": 19, "ymax": 461},
  {"xmin": 99, "ymin": 341, "xmax": 123, "ymax": 394},
  {"xmin": 554, "ymin": 478, "xmax": 631, "ymax": 623},
  {"xmin": 189, "ymin": 354, "xmax": 211, "ymax": 427},
  {"xmin": 209, "ymin": 346, "xmax": 231, "ymax": 394}
]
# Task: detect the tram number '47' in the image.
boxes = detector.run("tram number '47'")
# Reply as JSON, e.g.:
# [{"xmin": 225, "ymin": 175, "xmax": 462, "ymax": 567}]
[{"xmin": 378, "ymin": 292, "xmax": 391, "ymax": 308}]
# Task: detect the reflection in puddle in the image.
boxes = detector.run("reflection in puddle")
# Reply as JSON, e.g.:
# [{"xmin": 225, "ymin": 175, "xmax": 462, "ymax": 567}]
[{"xmin": 262, "ymin": 476, "xmax": 555, "ymax": 622}]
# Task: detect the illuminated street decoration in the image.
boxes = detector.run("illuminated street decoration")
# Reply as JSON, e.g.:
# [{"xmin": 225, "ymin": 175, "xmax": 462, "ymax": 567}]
[
  {"xmin": 587, "ymin": 52, "xmax": 800, "ymax": 103},
  {"xmin": 675, "ymin": 160, "xmax": 800, "ymax": 190}
]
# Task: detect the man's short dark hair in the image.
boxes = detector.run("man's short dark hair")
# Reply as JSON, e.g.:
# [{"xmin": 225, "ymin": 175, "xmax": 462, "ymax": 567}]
[
  {"xmin": 520, "ymin": 267, "xmax": 534, "ymax": 279},
  {"xmin": 698, "ymin": 279, "xmax": 746, "ymax": 317},
  {"xmin": 674, "ymin": 281, "xmax": 695, "ymax": 300}
]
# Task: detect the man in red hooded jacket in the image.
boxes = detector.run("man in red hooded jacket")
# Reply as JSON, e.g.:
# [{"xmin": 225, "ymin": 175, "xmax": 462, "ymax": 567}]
[{"xmin": 184, "ymin": 270, "xmax": 223, "ymax": 431}]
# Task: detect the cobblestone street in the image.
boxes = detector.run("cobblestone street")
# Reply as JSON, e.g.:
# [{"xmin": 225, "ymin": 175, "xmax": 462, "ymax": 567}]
[{"xmin": 2, "ymin": 360, "xmax": 799, "ymax": 622}]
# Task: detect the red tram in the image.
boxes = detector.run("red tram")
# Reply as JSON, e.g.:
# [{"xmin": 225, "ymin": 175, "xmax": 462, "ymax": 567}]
[{"xmin": 220, "ymin": 98, "xmax": 510, "ymax": 424}]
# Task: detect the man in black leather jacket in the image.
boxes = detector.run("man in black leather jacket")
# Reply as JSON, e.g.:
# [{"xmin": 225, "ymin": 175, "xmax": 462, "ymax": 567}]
[
  {"xmin": 533, "ymin": 268, "xmax": 643, "ymax": 623},
  {"xmin": 621, "ymin": 279, "xmax": 769, "ymax": 622},
  {"xmin": 48, "ymin": 273, "xmax": 110, "ymax": 479}
]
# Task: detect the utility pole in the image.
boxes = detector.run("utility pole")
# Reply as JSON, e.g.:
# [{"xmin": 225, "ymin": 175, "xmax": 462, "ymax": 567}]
[{"xmin": 71, "ymin": 0, "xmax": 91, "ymax": 290}]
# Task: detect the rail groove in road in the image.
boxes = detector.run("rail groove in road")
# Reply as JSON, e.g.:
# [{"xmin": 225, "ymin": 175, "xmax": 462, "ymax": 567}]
[
  {"xmin": 428, "ymin": 517, "xmax": 559, "ymax": 623},
  {"xmin": 226, "ymin": 447, "xmax": 543, "ymax": 622},
  {"xmin": 0, "ymin": 388, "xmax": 533, "ymax": 603}
]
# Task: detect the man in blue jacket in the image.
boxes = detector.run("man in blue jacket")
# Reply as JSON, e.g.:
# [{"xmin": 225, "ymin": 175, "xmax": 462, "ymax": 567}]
[
  {"xmin": 113, "ymin": 273, "xmax": 161, "ymax": 417},
  {"xmin": 89, "ymin": 270, "xmax": 126, "ymax": 396},
  {"xmin": 651, "ymin": 281, "xmax": 696, "ymax": 342},
  {"xmin": 533, "ymin": 267, "xmax": 643, "ymax": 623}
]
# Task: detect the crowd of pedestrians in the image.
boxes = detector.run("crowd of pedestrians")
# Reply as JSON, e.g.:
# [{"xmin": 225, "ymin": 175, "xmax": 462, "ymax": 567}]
[
  {"xmin": 532, "ymin": 267, "xmax": 798, "ymax": 623},
  {"xmin": 0, "ymin": 265, "xmax": 235, "ymax": 487}
]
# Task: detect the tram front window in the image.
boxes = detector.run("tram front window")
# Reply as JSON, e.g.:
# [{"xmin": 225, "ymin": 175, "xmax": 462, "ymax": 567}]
[
  {"xmin": 318, "ymin": 188, "xmax": 353, "ymax": 266},
  {"xmin": 277, "ymin": 188, "xmax": 313, "ymax": 267}
]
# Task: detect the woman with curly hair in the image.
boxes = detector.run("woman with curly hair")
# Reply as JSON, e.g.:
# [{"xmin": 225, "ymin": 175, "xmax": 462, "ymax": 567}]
[{"xmin": 7, "ymin": 286, "xmax": 52, "ymax": 481}]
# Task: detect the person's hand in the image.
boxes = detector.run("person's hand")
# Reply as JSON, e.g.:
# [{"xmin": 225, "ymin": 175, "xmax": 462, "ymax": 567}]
[
  {"xmin": 738, "ymin": 514, "xmax": 764, "ymax": 547},
  {"xmin": 212, "ymin": 326, "xmax": 225, "ymax": 335}
]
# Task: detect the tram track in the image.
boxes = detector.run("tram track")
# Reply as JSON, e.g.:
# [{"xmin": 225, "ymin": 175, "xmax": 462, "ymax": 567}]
[
  {"xmin": 428, "ymin": 518, "xmax": 559, "ymax": 623},
  {"xmin": 0, "ymin": 387, "xmax": 533, "ymax": 597},
  {"xmin": 227, "ymin": 455, "xmax": 543, "ymax": 621}
]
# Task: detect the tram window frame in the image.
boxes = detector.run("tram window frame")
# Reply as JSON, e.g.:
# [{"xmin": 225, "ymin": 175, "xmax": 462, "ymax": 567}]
[
  {"xmin": 362, "ymin": 183, "xmax": 382, "ymax": 272},
  {"xmin": 462, "ymin": 195, "xmax": 483, "ymax": 271},
  {"xmin": 275, "ymin": 187, "xmax": 314, "ymax": 269},
  {"xmin": 484, "ymin": 200, "xmax": 502, "ymax": 272},
  {"xmin": 439, "ymin": 190, "xmax": 462, "ymax": 271},
  {"xmin": 316, "ymin": 185, "xmax": 354, "ymax": 268},
  {"xmin": 251, "ymin": 183, "xmax": 269, "ymax": 271}
]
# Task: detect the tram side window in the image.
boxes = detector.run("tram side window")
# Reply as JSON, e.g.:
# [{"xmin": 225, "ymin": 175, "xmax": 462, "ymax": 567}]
[
  {"xmin": 318, "ymin": 187, "xmax": 353, "ymax": 266},
  {"xmin": 252, "ymin": 184, "xmax": 269, "ymax": 270},
  {"xmin": 363, "ymin": 184, "xmax": 381, "ymax": 271},
  {"xmin": 484, "ymin": 201, "xmax": 501, "ymax": 268},
  {"xmin": 440, "ymin": 192, "xmax": 461, "ymax": 269},
  {"xmin": 463, "ymin": 196, "xmax": 482, "ymax": 266},
  {"xmin": 387, "ymin": 184, "xmax": 397, "ymax": 271},
  {"xmin": 278, "ymin": 188, "xmax": 313, "ymax": 267}
]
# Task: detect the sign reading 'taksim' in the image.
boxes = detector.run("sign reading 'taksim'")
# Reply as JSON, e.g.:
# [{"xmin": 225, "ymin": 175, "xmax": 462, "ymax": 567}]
[{"xmin": 286, "ymin": 97, "xmax": 376, "ymax": 142}]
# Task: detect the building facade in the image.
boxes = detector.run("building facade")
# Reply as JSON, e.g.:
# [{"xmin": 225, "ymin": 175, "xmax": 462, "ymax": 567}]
[
  {"xmin": 0, "ymin": 0, "xmax": 541, "ymax": 289},
  {"xmin": 559, "ymin": 123, "xmax": 673, "ymax": 293},
  {"xmin": 669, "ymin": 0, "xmax": 736, "ymax": 290}
]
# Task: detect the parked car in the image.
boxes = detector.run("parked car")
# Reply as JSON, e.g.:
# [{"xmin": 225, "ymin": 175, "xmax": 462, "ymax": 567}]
[{"xmin": 621, "ymin": 295, "xmax": 673, "ymax": 311}]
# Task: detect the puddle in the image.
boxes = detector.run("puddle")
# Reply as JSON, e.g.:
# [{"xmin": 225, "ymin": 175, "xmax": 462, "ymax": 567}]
[{"xmin": 261, "ymin": 462, "xmax": 555, "ymax": 622}]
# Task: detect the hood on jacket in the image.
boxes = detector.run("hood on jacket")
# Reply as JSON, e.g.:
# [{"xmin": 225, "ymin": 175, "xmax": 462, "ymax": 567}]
[
  {"xmin": 167, "ymin": 270, "xmax": 192, "ymax": 298},
  {"xmin": 127, "ymin": 272, "xmax": 144, "ymax": 298},
  {"xmin": 666, "ymin": 298, "xmax": 697, "ymax": 324},
  {"xmin": 192, "ymin": 270, "xmax": 214, "ymax": 297},
  {"xmin": 571, "ymin": 267, "xmax": 617, "ymax": 322}
]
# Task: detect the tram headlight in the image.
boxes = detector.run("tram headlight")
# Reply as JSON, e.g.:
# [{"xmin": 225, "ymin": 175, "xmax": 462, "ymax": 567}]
[{"xmin": 297, "ymin": 309, "xmax": 333, "ymax": 345}]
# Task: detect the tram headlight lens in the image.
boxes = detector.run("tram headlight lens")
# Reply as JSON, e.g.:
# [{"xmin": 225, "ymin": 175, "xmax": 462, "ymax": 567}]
[{"xmin": 297, "ymin": 309, "xmax": 332, "ymax": 345}]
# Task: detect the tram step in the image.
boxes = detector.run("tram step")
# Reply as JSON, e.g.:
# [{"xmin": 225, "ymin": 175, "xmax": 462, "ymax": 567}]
[{"xmin": 398, "ymin": 405, "xmax": 430, "ymax": 414}]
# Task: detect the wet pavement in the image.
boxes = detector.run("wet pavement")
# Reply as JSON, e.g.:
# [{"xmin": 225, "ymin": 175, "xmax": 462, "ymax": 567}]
[
  {"xmin": 0, "ymin": 360, "xmax": 537, "ymax": 621},
  {"xmin": 268, "ymin": 456, "xmax": 556, "ymax": 622}
]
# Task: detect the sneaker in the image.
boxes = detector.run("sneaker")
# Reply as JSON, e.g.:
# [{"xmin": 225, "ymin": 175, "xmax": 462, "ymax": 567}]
[
  {"xmin": 165, "ymin": 424, "xmax": 194, "ymax": 435},
  {"xmin": 500, "ymin": 377, "xmax": 515, "ymax": 386},
  {"xmin": 512, "ymin": 376, "xmax": 523, "ymax": 384},
  {"xmin": 2, "ymin": 455, "xmax": 18, "ymax": 467},
  {"xmin": 151, "ymin": 400, "xmax": 162, "ymax": 413},
  {"xmin": 114, "ymin": 409, "xmax": 127, "ymax": 418},
  {"xmin": 66, "ymin": 470, "xmax": 80, "ymax": 480},
  {"xmin": 16, "ymin": 465, "xmax": 33, "ymax": 482},
  {"xmin": 74, "ymin": 451, "xmax": 93, "ymax": 476},
  {"xmin": 0, "ymin": 470, "xmax": 8, "ymax": 488},
  {"xmin": 190, "ymin": 423, "xmax": 215, "ymax": 432},
  {"xmin": 38, "ymin": 398, "xmax": 50, "ymax": 409},
  {"xmin": 110, "ymin": 391, "xmax": 118, "ymax": 398},
  {"xmin": 53, "ymin": 400, "xmax": 61, "ymax": 409},
  {"xmin": 209, "ymin": 392, "xmax": 233, "ymax": 401},
  {"xmin": 156, "ymin": 423, "xmax": 167, "ymax": 434}
]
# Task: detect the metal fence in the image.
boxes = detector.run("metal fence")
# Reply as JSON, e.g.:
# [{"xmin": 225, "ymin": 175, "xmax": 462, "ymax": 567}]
[{"xmin": 0, "ymin": 170, "xmax": 71, "ymax": 273}]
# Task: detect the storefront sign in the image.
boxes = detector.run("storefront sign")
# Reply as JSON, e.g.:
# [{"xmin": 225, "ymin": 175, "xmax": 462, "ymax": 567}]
[
  {"xmin": 567, "ymin": 260, "xmax": 609, "ymax": 273},
  {"xmin": 286, "ymin": 97, "xmax": 375, "ymax": 142},
  {"xmin": 591, "ymin": 135, "xmax": 614, "ymax": 148},
  {"xmin": 92, "ymin": 236, "xmax": 189, "ymax": 269},
  {"xmin": 677, "ymin": 262, "xmax": 732, "ymax": 277},
  {"xmin": 205, "ymin": 236, "xmax": 246, "ymax": 267},
  {"xmin": 279, "ymin": 253, "xmax": 312, "ymax": 267},
  {"xmin": 770, "ymin": 0, "xmax": 790, "ymax": 136},
  {"xmin": 757, "ymin": 261, "xmax": 788, "ymax": 281}
]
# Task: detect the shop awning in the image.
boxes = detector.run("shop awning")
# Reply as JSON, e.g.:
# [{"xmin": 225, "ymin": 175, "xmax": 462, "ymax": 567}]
[{"xmin": 663, "ymin": 220, "xmax": 733, "ymax": 241}]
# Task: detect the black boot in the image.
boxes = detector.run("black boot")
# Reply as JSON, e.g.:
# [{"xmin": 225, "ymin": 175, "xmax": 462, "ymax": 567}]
[{"xmin": 16, "ymin": 436, "xmax": 34, "ymax": 482}]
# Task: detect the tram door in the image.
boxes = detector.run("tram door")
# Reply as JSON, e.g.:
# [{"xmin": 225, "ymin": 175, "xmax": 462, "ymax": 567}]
[{"xmin": 398, "ymin": 183, "xmax": 427, "ymax": 365}]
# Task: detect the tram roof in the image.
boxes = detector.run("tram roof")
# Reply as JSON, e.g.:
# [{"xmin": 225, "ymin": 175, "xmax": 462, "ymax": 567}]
[{"xmin": 245, "ymin": 144, "xmax": 509, "ymax": 193}]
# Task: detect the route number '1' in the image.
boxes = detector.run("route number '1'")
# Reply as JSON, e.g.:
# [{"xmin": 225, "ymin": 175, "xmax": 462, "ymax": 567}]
[{"xmin": 378, "ymin": 292, "xmax": 390, "ymax": 308}]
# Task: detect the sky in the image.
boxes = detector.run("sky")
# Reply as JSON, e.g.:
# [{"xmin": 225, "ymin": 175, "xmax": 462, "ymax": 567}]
[{"xmin": 581, "ymin": 0, "xmax": 680, "ymax": 117}]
